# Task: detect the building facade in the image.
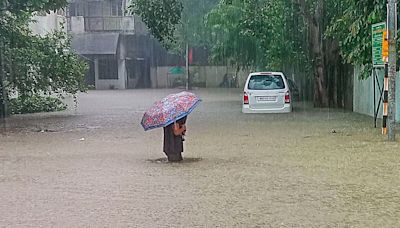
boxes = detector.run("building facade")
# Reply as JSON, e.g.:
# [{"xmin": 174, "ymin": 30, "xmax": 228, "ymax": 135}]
[
  {"xmin": 29, "ymin": 1, "xmax": 231, "ymax": 90},
  {"xmin": 66, "ymin": 0, "xmax": 179, "ymax": 89}
]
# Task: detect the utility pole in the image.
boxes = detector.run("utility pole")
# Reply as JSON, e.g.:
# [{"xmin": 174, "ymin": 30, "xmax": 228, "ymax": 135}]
[
  {"xmin": 185, "ymin": 42, "xmax": 189, "ymax": 91},
  {"xmin": 387, "ymin": 0, "xmax": 397, "ymax": 141}
]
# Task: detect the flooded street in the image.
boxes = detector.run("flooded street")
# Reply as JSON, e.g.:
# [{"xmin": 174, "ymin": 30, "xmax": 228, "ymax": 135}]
[{"xmin": 1, "ymin": 89, "xmax": 399, "ymax": 227}]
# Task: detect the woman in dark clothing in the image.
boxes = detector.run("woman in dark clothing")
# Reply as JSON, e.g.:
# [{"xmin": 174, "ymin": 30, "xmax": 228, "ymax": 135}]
[{"xmin": 163, "ymin": 116, "xmax": 187, "ymax": 162}]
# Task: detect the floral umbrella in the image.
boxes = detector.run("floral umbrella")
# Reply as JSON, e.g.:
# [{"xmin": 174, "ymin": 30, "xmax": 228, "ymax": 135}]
[{"xmin": 141, "ymin": 91, "xmax": 201, "ymax": 131}]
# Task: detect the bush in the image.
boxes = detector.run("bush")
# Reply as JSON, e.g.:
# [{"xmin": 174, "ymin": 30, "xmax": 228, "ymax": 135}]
[{"xmin": 9, "ymin": 95, "xmax": 67, "ymax": 115}]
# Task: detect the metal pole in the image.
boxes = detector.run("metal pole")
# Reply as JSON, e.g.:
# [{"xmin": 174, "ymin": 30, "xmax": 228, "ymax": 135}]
[
  {"xmin": 383, "ymin": 63, "xmax": 389, "ymax": 134},
  {"xmin": 387, "ymin": 0, "xmax": 397, "ymax": 141},
  {"xmin": 375, "ymin": 72, "xmax": 384, "ymax": 125},
  {"xmin": 373, "ymin": 69, "xmax": 377, "ymax": 128},
  {"xmin": 185, "ymin": 43, "xmax": 189, "ymax": 91}
]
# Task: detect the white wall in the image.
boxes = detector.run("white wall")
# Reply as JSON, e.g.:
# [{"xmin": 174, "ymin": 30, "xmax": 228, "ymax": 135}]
[
  {"xmin": 152, "ymin": 67, "xmax": 176, "ymax": 88},
  {"xmin": 122, "ymin": 16, "xmax": 135, "ymax": 31},
  {"xmin": 95, "ymin": 79, "xmax": 126, "ymax": 90},
  {"xmin": 118, "ymin": 59, "xmax": 127, "ymax": 89},
  {"xmin": 150, "ymin": 67, "xmax": 158, "ymax": 88},
  {"xmin": 30, "ymin": 12, "xmax": 66, "ymax": 36},
  {"xmin": 70, "ymin": 16, "xmax": 85, "ymax": 34},
  {"xmin": 353, "ymin": 66, "xmax": 400, "ymax": 122},
  {"xmin": 151, "ymin": 66, "xmax": 250, "ymax": 88}
]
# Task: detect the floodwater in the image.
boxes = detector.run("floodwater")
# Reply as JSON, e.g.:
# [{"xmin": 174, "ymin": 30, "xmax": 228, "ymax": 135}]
[{"xmin": 0, "ymin": 89, "xmax": 399, "ymax": 227}]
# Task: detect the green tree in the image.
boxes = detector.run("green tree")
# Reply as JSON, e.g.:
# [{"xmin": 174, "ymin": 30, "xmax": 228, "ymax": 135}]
[
  {"xmin": 206, "ymin": 0, "xmax": 260, "ymax": 72},
  {"xmin": 130, "ymin": 0, "xmax": 357, "ymax": 107},
  {"xmin": 207, "ymin": 0, "xmax": 351, "ymax": 107},
  {"xmin": 1, "ymin": 0, "xmax": 67, "ymax": 13},
  {"xmin": 4, "ymin": 28, "xmax": 87, "ymax": 97},
  {"xmin": 0, "ymin": 0, "xmax": 87, "ymax": 115},
  {"xmin": 129, "ymin": 0, "xmax": 219, "ymax": 53},
  {"xmin": 206, "ymin": 0, "xmax": 310, "ymax": 86},
  {"xmin": 326, "ymin": 0, "xmax": 386, "ymax": 78},
  {"xmin": 128, "ymin": 0, "xmax": 184, "ymax": 46},
  {"xmin": 172, "ymin": 0, "xmax": 219, "ymax": 51}
]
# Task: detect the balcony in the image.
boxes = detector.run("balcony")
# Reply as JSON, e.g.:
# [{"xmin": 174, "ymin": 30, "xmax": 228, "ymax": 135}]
[{"xmin": 83, "ymin": 16, "xmax": 134, "ymax": 32}]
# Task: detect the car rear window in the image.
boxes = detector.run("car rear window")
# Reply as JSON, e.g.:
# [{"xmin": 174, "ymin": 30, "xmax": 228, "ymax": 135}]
[{"xmin": 247, "ymin": 75, "xmax": 285, "ymax": 90}]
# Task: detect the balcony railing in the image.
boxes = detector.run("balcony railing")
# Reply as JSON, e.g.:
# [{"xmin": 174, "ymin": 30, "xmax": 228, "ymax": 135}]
[{"xmin": 84, "ymin": 16, "xmax": 134, "ymax": 32}]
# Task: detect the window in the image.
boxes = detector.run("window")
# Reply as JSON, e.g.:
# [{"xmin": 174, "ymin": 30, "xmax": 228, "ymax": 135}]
[
  {"xmin": 98, "ymin": 59, "xmax": 118, "ymax": 80},
  {"xmin": 88, "ymin": 1, "xmax": 103, "ymax": 17},
  {"xmin": 111, "ymin": 0, "xmax": 123, "ymax": 16},
  {"xmin": 248, "ymin": 75, "xmax": 285, "ymax": 90},
  {"xmin": 68, "ymin": 3, "xmax": 87, "ymax": 16},
  {"xmin": 67, "ymin": 3, "xmax": 75, "ymax": 16},
  {"xmin": 117, "ymin": 1, "xmax": 123, "ymax": 16},
  {"xmin": 111, "ymin": 1, "xmax": 117, "ymax": 16}
]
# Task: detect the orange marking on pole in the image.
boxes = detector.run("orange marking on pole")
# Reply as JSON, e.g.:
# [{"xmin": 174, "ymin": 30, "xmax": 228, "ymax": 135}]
[
  {"xmin": 383, "ymin": 103, "xmax": 388, "ymax": 116},
  {"xmin": 384, "ymin": 78, "xmax": 389, "ymax": 90}
]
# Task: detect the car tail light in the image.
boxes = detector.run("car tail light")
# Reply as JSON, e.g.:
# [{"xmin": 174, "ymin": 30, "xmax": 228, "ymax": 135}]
[
  {"xmin": 285, "ymin": 91, "xmax": 290, "ymax": 103},
  {"xmin": 244, "ymin": 92, "xmax": 249, "ymax": 104}
]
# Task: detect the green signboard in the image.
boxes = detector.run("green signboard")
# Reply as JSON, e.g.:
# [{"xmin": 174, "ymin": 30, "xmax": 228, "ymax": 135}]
[{"xmin": 372, "ymin": 22, "xmax": 386, "ymax": 67}]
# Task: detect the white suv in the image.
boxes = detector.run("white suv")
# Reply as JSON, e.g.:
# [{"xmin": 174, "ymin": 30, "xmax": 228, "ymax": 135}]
[{"xmin": 242, "ymin": 72, "xmax": 292, "ymax": 113}]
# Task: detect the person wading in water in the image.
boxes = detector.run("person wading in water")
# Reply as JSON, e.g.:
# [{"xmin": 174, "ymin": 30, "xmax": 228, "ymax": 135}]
[{"xmin": 163, "ymin": 116, "xmax": 187, "ymax": 162}]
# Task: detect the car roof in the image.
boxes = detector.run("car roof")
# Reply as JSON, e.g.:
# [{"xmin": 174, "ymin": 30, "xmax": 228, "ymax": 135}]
[{"xmin": 248, "ymin": 72, "xmax": 285, "ymax": 76}]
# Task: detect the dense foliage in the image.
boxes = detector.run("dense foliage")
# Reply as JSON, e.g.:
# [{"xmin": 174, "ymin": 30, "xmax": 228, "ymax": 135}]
[
  {"xmin": 0, "ymin": 0, "xmax": 87, "ymax": 115},
  {"xmin": 9, "ymin": 95, "xmax": 66, "ymax": 114},
  {"xmin": 128, "ymin": 0, "xmax": 183, "ymax": 46}
]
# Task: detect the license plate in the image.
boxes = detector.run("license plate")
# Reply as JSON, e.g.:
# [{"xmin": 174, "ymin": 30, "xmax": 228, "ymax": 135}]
[{"xmin": 257, "ymin": 96, "xmax": 276, "ymax": 102}]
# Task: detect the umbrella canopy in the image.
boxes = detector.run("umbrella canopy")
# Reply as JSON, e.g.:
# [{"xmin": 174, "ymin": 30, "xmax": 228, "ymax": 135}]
[
  {"xmin": 141, "ymin": 91, "xmax": 201, "ymax": 131},
  {"xmin": 169, "ymin": 66, "xmax": 184, "ymax": 75}
]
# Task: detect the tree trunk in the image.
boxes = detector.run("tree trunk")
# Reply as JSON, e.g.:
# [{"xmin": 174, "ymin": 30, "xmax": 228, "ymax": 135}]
[
  {"xmin": 325, "ymin": 39, "xmax": 340, "ymax": 108},
  {"xmin": 299, "ymin": 0, "xmax": 329, "ymax": 107},
  {"xmin": 234, "ymin": 64, "xmax": 240, "ymax": 88},
  {"xmin": 313, "ymin": 58, "xmax": 329, "ymax": 107},
  {"xmin": 310, "ymin": 32, "xmax": 328, "ymax": 105},
  {"xmin": 333, "ymin": 64, "xmax": 338, "ymax": 108}
]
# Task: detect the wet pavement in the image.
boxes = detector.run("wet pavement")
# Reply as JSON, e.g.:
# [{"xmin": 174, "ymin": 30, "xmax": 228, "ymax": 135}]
[{"xmin": 1, "ymin": 89, "xmax": 399, "ymax": 227}]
